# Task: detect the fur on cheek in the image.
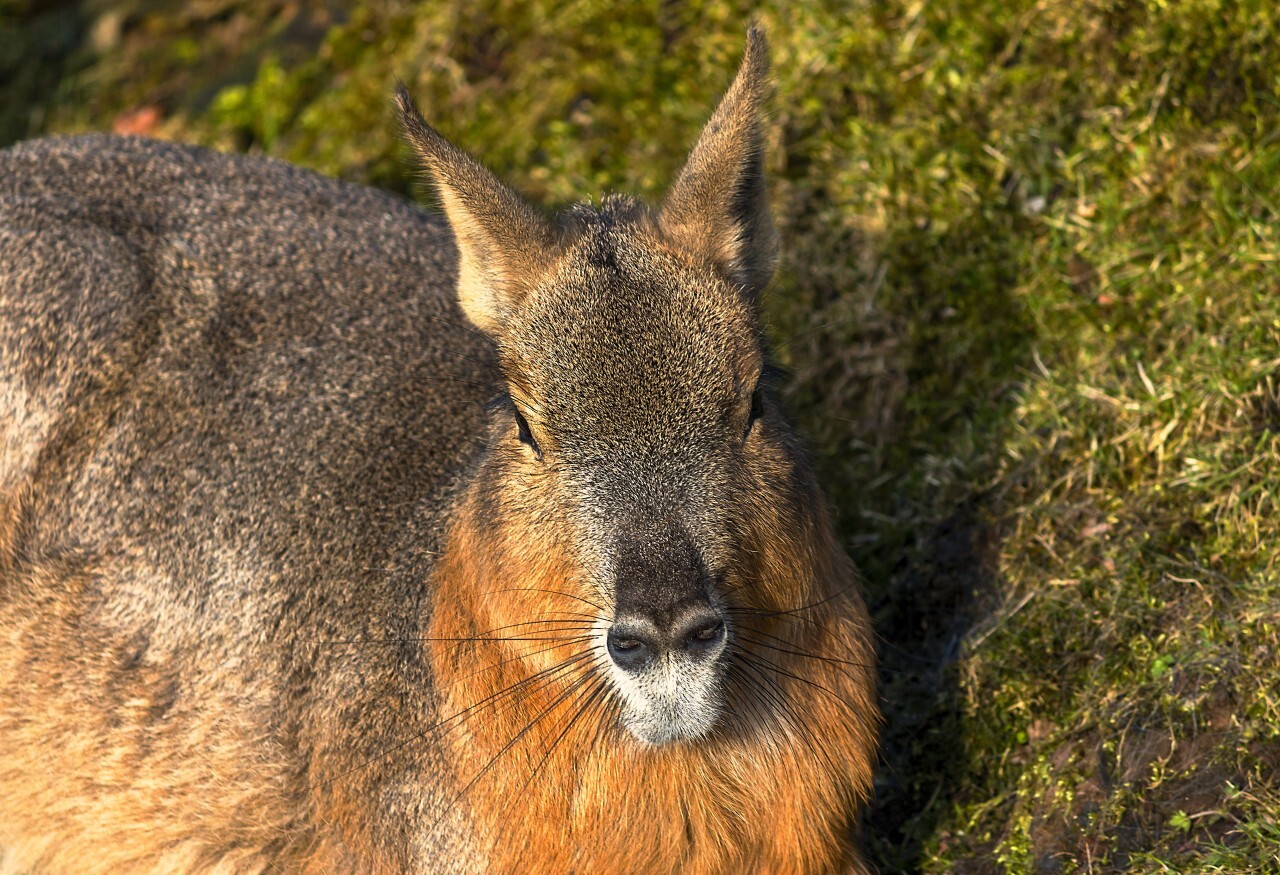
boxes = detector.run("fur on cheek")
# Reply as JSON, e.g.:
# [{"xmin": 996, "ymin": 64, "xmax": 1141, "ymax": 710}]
[{"xmin": 426, "ymin": 483, "xmax": 879, "ymax": 875}]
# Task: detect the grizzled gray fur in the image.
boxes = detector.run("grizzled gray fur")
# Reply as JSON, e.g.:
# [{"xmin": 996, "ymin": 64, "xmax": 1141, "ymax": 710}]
[{"xmin": 0, "ymin": 29, "xmax": 879, "ymax": 874}]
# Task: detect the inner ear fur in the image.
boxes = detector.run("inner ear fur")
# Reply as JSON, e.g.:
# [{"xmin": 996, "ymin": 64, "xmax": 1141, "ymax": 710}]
[
  {"xmin": 395, "ymin": 84, "xmax": 557, "ymax": 335},
  {"xmin": 659, "ymin": 26, "xmax": 779, "ymax": 298}
]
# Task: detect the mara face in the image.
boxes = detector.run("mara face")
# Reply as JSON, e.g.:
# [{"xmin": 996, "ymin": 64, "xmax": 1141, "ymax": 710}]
[
  {"xmin": 402, "ymin": 32, "xmax": 877, "ymax": 872},
  {"xmin": 401, "ymin": 28, "xmax": 874, "ymax": 787},
  {"xmin": 489, "ymin": 204, "xmax": 779, "ymax": 745}
]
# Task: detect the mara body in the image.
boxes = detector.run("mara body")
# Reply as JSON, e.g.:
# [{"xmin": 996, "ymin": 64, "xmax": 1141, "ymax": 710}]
[{"xmin": 0, "ymin": 31, "xmax": 878, "ymax": 874}]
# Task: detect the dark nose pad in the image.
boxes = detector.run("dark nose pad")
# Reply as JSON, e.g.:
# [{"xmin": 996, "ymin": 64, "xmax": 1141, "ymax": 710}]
[{"xmin": 607, "ymin": 606, "xmax": 727, "ymax": 672}]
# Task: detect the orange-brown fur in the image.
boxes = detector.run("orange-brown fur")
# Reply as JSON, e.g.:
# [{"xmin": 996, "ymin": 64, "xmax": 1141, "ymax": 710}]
[
  {"xmin": 0, "ymin": 557, "xmax": 300, "ymax": 874},
  {"xmin": 428, "ymin": 455, "xmax": 877, "ymax": 873}
]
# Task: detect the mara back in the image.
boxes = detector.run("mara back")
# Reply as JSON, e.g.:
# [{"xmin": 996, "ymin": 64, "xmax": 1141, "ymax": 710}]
[{"xmin": 0, "ymin": 29, "xmax": 878, "ymax": 875}]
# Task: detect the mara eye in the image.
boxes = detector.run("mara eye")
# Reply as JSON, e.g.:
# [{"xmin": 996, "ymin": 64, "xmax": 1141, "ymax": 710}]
[
  {"xmin": 745, "ymin": 385, "xmax": 764, "ymax": 437},
  {"xmin": 511, "ymin": 403, "xmax": 542, "ymax": 459}
]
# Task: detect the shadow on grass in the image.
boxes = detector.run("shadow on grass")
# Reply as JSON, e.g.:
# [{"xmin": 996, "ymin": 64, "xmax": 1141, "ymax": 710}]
[
  {"xmin": 780, "ymin": 206, "xmax": 1037, "ymax": 873},
  {"xmin": 865, "ymin": 499, "xmax": 1007, "ymax": 874},
  {"xmin": 867, "ymin": 215, "xmax": 1034, "ymax": 874}
]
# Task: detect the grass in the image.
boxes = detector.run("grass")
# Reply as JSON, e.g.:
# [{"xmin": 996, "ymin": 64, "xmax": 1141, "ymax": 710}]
[{"xmin": 3, "ymin": 0, "xmax": 1278, "ymax": 871}]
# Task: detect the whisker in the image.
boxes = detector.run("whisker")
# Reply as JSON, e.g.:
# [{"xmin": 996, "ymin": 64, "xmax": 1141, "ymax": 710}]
[
  {"xmin": 482, "ymin": 586, "xmax": 607, "ymax": 614},
  {"xmin": 312, "ymin": 651, "xmax": 591, "ymax": 790},
  {"xmin": 492, "ymin": 670, "xmax": 613, "ymax": 871},
  {"xmin": 726, "ymin": 578, "xmax": 864, "ymax": 622},
  {"xmin": 579, "ymin": 678, "xmax": 619, "ymax": 768},
  {"xmin": 502, "ymin": 670, "xmax": 609, "ymax": 829},
  {"xmin": 431, "ymin": 664, "xmax": 596, "ymax": 840},
  {"xmin": 735, "ymin": 649, "xmax": 853, "ymax": 712},
  {"xmin": 316, "ymin": 623, "xmax": 598, "ymax": 648},
  {"xmin": 723, "ymin": 662, "xmax": 781, "ymax": 739},
  {"xmin": 451, "ymin": 637, "xmax": 591, "ymax": 686},
  {"xmin": 733, "ymin": 629, "xmax": 874, "ymax": 672},
  {"xmin": 730, "ymin": 651, "xmax": 843, "ymax": 778},
  {"xmin": 433, "ymin": 654, "xmax": 593, "ymax": 747},
  {"xmin": 728, "ymin": 654, "xmax": 813, "ymax": 758},
  {"xmin": 472, "ymin": 613, "xmax": 602, "ymax": 632},
  {"xmin": 410, "ymin": 632, "xmax": 597, "ymax": 644}
]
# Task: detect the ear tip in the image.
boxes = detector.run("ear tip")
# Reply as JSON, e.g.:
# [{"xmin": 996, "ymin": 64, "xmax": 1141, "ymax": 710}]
[
  {"xmin": 393, "ymin": 82, "xmax": 422, "ymax": 125},
  {"xmin": 739, "ymin": 24, "xmax": 772, "ymax": 89},
  {"xmin": 393, "ymin": 82, "xmax": 448, "ymax": 159}
]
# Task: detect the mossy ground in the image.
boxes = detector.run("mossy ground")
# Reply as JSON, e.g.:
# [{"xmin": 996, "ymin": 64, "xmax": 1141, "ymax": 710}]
[{"xmin": 4, "ymin": 1, "xmax": 1278, "ymax": 871}]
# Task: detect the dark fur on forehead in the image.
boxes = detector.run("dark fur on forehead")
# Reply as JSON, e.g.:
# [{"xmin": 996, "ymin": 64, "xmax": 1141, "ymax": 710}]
[
  {"xmin": 559, "ymin": 196, "xmax": 652, "ymax": 238},
  {"xmin": 557, "ymin": 195, "xmax": 656, "ymax": 270}
]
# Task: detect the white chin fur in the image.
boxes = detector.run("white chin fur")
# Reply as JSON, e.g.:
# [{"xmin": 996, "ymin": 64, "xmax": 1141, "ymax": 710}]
[
  {"xmin": 604, "ymin": 643, "xmax": 725, "ymax": 745},
  {"xmin": 621, "ymin": 694, "xmax": 722, "ymax": 745}
]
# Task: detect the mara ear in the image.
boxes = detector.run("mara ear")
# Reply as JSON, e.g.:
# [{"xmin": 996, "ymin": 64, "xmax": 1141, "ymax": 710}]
[
  {"xmin": 658, "ymin": 26, "xmax": 778, "ymax": 298},
  {"xmin": 395, "ymin": 84, "xmax": 557, "ymax": 335}
]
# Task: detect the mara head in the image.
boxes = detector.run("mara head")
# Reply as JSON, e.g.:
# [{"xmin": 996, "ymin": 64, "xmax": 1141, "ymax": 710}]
[{"xmin": 399, "ymin": 29, "xmax": 866, "ymax": 751}]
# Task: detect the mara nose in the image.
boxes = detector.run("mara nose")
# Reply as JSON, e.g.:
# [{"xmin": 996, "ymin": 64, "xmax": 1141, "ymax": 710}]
[{"xmin": 606, "ymin": 605, "xmax": 727, "ymax": 672}]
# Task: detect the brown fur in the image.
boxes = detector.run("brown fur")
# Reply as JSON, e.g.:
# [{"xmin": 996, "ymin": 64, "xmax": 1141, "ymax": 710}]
[
  {"xmin": 430, "ymin": 481, "xmax": 876, "ymax": 874},
  {"xmin": 0, "ymin": 27, "xmax": 878, "ymax": 873}
]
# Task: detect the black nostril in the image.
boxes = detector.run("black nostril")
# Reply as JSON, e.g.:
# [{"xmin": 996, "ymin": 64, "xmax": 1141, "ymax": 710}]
[
  {"xmin": 679, "ymin": 619, "xmax": 726, "ymax": 658},
  {"xmin": 692, "ymin": 621, "xmax": 723, "ymax": 642},
  {"xmin": 607, "ymin": 627, "xmax": 656, "ymax": 672}
]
